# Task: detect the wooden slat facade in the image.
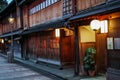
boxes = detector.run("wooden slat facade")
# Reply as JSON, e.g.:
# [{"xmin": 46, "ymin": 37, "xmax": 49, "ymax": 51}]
[
  {"xmin": 23, "ymin": 5, "xmax": 29, "ymax": 29},
  {"xmin": 0, "ymin": 24, "xmax": 2, "ymax": 35},
  {"xmin": 26, "ymin": 31, "xmax": 60, "ymax": 61},
  {"xmin": 28, "ymin": 0, "xmax": 62, "ymax": 27},
  {"xmin": 1, "ymin": 11, "xmax": 21, "ymax": 34},
  {"xmin": 0, "ymin": 0, "xmax": 120, "ymax": 77},
  {"xmin": 23, "ymin": 29, "xmax": 74, "ymax": 66},
  {"xmin": 107, "ymin": 18, "xmax": 120, "ymax": 69},
  {"xmin": 77, "ymin": 0, "xmax": 106, "ymax": 11}
]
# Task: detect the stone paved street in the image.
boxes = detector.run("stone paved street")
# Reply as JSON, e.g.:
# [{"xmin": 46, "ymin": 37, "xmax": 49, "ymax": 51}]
[{"xmin": 0, "ymin": 56, "xmax": 54, "ymax": 80}]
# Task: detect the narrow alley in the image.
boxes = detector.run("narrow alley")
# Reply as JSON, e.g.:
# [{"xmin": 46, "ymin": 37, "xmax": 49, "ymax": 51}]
[{"xmin": 0, "ymin": 56, "xmax": 55, "ymax": 80}]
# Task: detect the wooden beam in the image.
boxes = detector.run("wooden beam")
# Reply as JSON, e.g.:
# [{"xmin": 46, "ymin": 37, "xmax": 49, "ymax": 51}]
[{"xmin": 74, "ymin": 25, "xmax": 80, "ymax": 75}]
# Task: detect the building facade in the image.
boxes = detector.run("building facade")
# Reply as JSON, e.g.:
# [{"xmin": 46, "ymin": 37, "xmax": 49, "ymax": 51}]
[
  {"xmin": 70, "ymin": 0, "xmax": 120, "ymax": 79},
  {"xmin": 0, "ymin": 0, "xmax": 120, "ymax": 79}
]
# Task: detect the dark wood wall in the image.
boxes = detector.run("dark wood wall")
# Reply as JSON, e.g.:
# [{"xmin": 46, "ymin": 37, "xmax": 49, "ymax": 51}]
[
  {"xmin": 28, "ymin": 0, "xmax": 62, "ymax": 27},
  {"xmin": 23, "ymin": 5, "xmax": 29, "ymax": 29},
  {"xmin": 2, "ymin": 11, "xmax": 21, "ymax": 34},
  {"xmin": 23, "ymin": 29, "xmax": 75, "ymax": 66},
  {"xmin": 107, "ymin": 18, "xmax": 120, "ymax": 69},
  {"xmin": 77, "ymin": 0, "xmax": 106, "ymax": 12},
  {"xmin": 25, "ymin": 30, "xmax": 60, "ymax": 61},
  {"xmin": 0, "ymin": 24, "xmax": 2, "ymax": 34}
]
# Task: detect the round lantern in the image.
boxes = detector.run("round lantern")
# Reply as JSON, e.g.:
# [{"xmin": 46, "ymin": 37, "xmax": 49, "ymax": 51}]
[{"xmin": 90, "ymin": 19, "xmax": 101, "ymax": 31}]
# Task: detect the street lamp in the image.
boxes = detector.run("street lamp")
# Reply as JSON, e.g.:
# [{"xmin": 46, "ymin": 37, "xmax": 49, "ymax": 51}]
[{"xmin": 8, "ymin": 15, "xmax": 14, "ymax": 63}]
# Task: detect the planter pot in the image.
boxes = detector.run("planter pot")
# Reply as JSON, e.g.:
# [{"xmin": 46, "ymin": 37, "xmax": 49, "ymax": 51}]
[{"xmin": 88, "ymin": 70, "xmax": 96, "ymax": 77}]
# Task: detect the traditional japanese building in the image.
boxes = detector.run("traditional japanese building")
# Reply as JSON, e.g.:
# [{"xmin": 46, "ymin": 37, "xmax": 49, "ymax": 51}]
[
  {"xmin": 0, "ymin": 0, "xmax": 23, "ymax": 57},
  {"xmin": 0, "ymin": 0, "xmax": 75, "ymax": 69},
  {"xmin": 69, "ymin": 0, "xmax": 120, "ymax": 79},
  {"xmin": 0, "ymin": 0, "xmax": 120, "ymax": 79},
  {"xmin": 20, "ymin": 0, "xmax": 75, "ymax": 68}
]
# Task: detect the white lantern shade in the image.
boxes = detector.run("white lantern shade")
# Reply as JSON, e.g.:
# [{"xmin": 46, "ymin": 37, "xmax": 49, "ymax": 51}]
[
  {"xmin": 1, "ymin": 39, "xmax": 4, "ymax": 43},
  {"xmin": 90, "ymin": 19, "xmax": 101, "ymax": 31},
  {"xmin": 100, "ymin": 20, "xmax": 108, "ymax": 33},
  {"xmin": 55, "ymin": 29, "xmax": 60, "ymax": 37}
]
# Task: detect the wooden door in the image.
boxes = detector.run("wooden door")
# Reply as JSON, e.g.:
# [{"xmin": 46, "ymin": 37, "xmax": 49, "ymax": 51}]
[
  {"xmin": 96, "ymin": 33, "xmax": 107, "ymax": 73},
  {"xmin": 61, "ymin": 36, "xmax": 74, "ymax": 65},
  {"xmin": 80, "ymin": 42, "xmax": 95, "ymax": 73}
]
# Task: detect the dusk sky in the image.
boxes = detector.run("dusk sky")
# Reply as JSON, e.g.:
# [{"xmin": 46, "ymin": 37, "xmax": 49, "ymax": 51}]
[{"xmin": 7, "ymin": 0, "xmax": 13, "ymax": 4}]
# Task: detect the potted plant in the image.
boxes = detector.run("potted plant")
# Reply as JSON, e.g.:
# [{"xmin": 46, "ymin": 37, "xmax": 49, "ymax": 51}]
[{"xmin": 83, "ymin": 47, "xmax": 96, "ymax": 77}]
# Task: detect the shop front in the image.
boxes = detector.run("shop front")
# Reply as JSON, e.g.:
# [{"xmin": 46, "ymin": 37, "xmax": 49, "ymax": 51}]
[{"xmin": 69, "ymin": 0, "xmax": 120, "ymax": 77}]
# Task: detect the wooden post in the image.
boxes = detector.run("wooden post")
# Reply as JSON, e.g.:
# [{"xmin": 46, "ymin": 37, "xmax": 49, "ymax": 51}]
[{"xmin": 74, "ymin": 26, "xmax": 80, "ymax": 75}]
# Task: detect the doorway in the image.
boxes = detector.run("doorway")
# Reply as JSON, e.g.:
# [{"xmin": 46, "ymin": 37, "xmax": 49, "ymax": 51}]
[{"xmin": 79, "ymin": 26, "xmax": 107, "ymax": 74}]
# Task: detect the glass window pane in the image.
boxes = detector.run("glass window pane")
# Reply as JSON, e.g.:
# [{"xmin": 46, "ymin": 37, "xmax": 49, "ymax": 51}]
[
  {"xmin": 51, "ymin": 0, "xmax": 54, "ymax": 4},
  {"xmin": 54, "ymin": 0, "xmax": 57, "ymax": 2},
  {"xmin": 43, "ymin": 2, "xmax": 45, "ymax": 8},
  {"xmin": 45, "ymin": 0, "xmax": 48, "ymax": 7},
  {"xmin": 48, "ymin": 0, "xmax": 51, "ymax": 6},
  {"xmin": 38, "ymin": 4, "xmax": 41, "ymax": 10},
  {"xmin": 41, "ymin": 3, "xmax": 43, "ymax": 9}
]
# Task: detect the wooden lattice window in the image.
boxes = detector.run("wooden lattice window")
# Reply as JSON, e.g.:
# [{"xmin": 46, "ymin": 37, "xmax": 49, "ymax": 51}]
[
  {"xmin": 63, "ymin": 0, "xmax": 73, "ymax": 16},
  {"xmin": 29, "ymin": 0, "xmax": 60, "ymax": 15}
]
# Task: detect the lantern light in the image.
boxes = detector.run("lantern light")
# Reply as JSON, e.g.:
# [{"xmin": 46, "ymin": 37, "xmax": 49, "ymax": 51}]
[
  {"xmin": 90, "ymin": 19, "xmax": 101, "ymax": 31},
  {"xmin": 8, "ymin": 15, "xmax": 14, "ymax": 24},
  {"xmin": 1, "ymin": 39, "xmax": 4, "ymax": 43},
  {"xmin": 100, "ymin": 20, "xmax": 108, "ymax": 33},
  {"xmin": 55, "ymin": 29, "xmax": 60, "ymax": 37}
]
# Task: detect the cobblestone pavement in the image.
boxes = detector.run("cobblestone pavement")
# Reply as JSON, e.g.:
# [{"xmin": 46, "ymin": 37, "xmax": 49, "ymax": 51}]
[
  {"xmin": 81, "ymin": 77, "xmax": 106, "ymax": 80},
  {"xmin": 80, "ymin": 74, "xmax": 106, "ymax": 80},
  {"xmin": 0, "ymin": 56, "xmax": 54, "ymax": 80}
]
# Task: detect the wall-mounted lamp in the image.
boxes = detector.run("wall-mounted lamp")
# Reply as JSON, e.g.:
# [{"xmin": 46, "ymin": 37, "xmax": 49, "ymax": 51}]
[
  {"xmin": 100, "ymin": 20, "xmax": 108, "ymax": 33},
  {"xmin": 55, "ymin": 29, "xmax": 60, "ymax": 37},
  {"xmin": 8, "ymin": 15, "xmax": 14, "ymax": 24},
  {"xmin": 90, "ymin": 19, "xmax": 101, "ymax": 31},
  {"xmin": 90, "ymin": 19, "xmax": 108, "ymax": 33},
  {"xmin": 1, "ymin": 39, "xmax": 4, "ymax": 43}
]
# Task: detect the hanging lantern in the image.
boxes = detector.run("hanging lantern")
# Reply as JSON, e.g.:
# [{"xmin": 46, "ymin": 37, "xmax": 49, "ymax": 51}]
[{"xmin": 90, "ymin": 19, "xmax": 101, "ymax": 31}]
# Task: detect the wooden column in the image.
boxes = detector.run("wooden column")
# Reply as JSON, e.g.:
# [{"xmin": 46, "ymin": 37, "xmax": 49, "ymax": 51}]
[{"xmin": 74, "ymin": 26, "xmax": 80, "ymax": 75}]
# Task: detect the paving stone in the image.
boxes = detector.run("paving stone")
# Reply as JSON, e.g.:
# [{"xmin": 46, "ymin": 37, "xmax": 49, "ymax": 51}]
[
  {"xmin": 0, "ymin": 56, "xmax": 54, "ymax": 80},
  {"xmin": 6, "ymin": 75, "xmax": 53, "ymax": 80}
]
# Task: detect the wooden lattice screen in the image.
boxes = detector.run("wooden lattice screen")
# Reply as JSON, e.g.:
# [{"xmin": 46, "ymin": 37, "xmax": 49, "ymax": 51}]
[{"xmin": 63, "ymin": 0, "xmax": 73, "ymax": 16}]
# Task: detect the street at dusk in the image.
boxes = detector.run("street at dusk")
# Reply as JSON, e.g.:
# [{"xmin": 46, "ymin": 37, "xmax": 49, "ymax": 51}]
[
  {"xmin": 0, "ymin": 56, "xmax": 53, "ymax": 80},
  {"xmin": 0, "ymin": 0, "xmax": 120, "ymax": 80}
]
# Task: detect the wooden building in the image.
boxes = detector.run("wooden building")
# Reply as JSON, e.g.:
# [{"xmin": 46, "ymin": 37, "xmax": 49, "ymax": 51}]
[
  {"xmin": 0, "ymin": 0, "xmax": 23, "ymax": 58},
  {"xmin": 0, "ymin": 0, "xmax": 120, "ymax": 79},
  {"xmin": 0, "ymin": 0, "xmax": 75, "ymax": 68},
  {"xmin": 19, "ymin": 0, "xmax": 75, "ymax": 68},
  {"xmin": 70, "ymin": 0, "xmax": 120, "ymax": 79}
]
